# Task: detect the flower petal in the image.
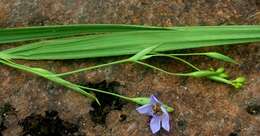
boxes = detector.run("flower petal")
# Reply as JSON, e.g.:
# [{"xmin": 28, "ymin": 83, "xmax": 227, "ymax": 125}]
[
  {"xmin": 150, "ymin": 116, "xmax": 161, "ymax": 134},
  {"xmin": 150, "ymin": 95, "xmax": 161, "ymax": 105},
  {"xmin": 136, "ymin": 104, "xmax": 153, "ymax": 115},
  {"xmin": 160, "ymin": 106, "xmax": 170, "ymax": 131},
  {"xmin": 161, "ymin": 113, "xmax": 170, "ymax": 131}
]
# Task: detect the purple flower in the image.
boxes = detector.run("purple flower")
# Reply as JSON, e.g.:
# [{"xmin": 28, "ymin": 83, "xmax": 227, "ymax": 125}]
[{"xmin": 136, "ymin": 95, "xmax": 170, "ymax": 134}]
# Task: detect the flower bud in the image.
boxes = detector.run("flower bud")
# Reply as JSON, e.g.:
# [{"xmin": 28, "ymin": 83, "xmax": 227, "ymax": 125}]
[
  {"xmin": 231, "ymin": 77, "xmax": 246, "ymax": 89},
  {"xmin": 233, "ymin": 77, "xmax": 246, "ymax": 83},
  {"xmin": 218, "ymin": 73, "xmax": 229, "ymax": 78},
  {"xmin": 131, "ymin": 97, "xmax": 150, "ymax": 105},
  {"xmin": 216, "ymin": 67, "xmax": 225, "ymax": 73},
  {"xmin": 205, "ymin": 52, "xmax": 238, "ymax": 64},
  {"xmin": 188, "ymin": 70, "xmax": 219, "ymax": 78}
]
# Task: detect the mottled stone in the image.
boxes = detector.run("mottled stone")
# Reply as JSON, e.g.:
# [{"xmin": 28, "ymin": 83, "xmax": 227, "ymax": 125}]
[{"xmin": 0, "ymin": 0, "xmax": 260, "ymax": 136}]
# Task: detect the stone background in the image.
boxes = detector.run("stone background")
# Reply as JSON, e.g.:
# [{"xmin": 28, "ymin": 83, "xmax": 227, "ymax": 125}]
[{"xmin": 0, "ymin": 0, "xmax": 260, "ymax": 136}]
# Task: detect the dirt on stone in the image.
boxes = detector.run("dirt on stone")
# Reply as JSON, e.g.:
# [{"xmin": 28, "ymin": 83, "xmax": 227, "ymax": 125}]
[
  {"xmin": 0, "ymin": 0, "xmax": 260, "ymax": 136},
  {"xmin": 19, "ymin": 110, "xmax": 83, "ymax": 136}
]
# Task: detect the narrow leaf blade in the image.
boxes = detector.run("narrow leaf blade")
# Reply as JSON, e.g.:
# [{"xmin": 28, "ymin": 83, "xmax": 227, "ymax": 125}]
[
  {"xmin": 2, "ymin": 25, "xmax": 260, "ymax": 60},
  {"xmin": 0, "ymin": 24, "xmax": 168, "ymax": 44}
]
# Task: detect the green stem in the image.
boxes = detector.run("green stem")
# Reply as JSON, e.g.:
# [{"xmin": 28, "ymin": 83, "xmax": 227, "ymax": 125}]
[
  {"xmin": 0, "ymin": 59, "xmax": 142, "ymax": 104},
  {"xmin": 0, "ymin": 59, "xmax": 99, "ymax": 103},
  {"xmin": 151, "ymin": 53, "xmax": 201, "ymax": 71},
  {"xmin": 0, "ymin": 59, "xmax": 42, "ymax": 77},
  {"xmin": 52, "ymin": 52, "xmax": 201, "ymax": 77},
  {"xmin": 134, "ymin": 61, "xmax": 190, "ymax": 76},
  {"xmin": 166, "ymin": 52, "xmax": 208, "ymax": 56},
  {"xmin": 54, "ymin": 59, "xmax": 129, "ymax": 77},
  {"xmin": 79, "ymin": 84, "xmax": 174, "ymax": 112},
  {"xmin": 78, "ymin": 85, "xmax": 133, "ymax": 102}
]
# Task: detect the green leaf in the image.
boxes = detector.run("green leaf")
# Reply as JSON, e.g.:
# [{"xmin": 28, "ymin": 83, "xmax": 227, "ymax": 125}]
[
  {"xmin": 204, "ymin": 52, "xmax": 238, "ymax": 64},
  {"xmin": 0, "ymin": 24, "xmax": 167, "ymax": 44},
  {"xmin": 129, "ymin": 44, "xmax": 160, "ymax": 61},
  {"xmin": 2, "ymin": 25, "xmax": 260, "ymax": 60},
  {"xmin": 0, "ymin": 52, "xmax": 11, "ymax": 60},
  {"xmin": 139, "ymin": 55, "xmax": 154, "ymax": 60}
]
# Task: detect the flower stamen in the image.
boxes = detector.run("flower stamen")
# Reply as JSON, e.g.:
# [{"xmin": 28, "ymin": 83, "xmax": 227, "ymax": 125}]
[{"xmin": 152, "ymin": 103, "xmax": 163, "ymax": 116}]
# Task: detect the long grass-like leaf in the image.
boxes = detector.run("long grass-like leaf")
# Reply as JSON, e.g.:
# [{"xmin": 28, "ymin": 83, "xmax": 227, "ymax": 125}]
[
  {"xmin": 0, "ymin": 24, "xmax": 168, "ymax": 44},
  {"xmin": 1, "ymin": 25, "xmax": 260, "ymax": 60}
]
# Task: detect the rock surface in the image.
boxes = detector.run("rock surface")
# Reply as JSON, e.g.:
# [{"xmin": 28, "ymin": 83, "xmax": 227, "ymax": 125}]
[{"xmin": 0, "ymin": 0, "xmax": 260, "ymax": 136}]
